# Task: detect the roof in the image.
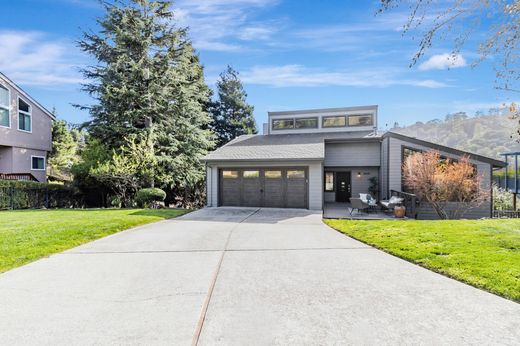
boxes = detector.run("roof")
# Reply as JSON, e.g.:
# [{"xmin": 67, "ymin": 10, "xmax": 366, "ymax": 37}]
[
  {"xmin": 0, "ymin": 72, "xmax": 56, "ymax": 120},
  {"xmin": 383, "ymin": 131, "xmax": 507, "ymax": 168},
  {"xmin": 204, "ymin": 131, "xmax": 379, "ymax": 162},
  {"xmin": 268, "ymin": 105, "xmax": 378, "ymax": 117}
]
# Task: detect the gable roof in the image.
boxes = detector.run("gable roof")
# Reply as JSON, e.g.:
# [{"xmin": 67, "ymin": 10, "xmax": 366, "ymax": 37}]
[
  {"xmin": 383, "ymin": 131, "xmax": 507, "ymax": 168},
  {"xmin": 0, "ymin": 72, "xmax": 56, "ymax": 120},
  {"xmin": 203, "ymin": 131, "xmax": 379, "ymax": 162}
]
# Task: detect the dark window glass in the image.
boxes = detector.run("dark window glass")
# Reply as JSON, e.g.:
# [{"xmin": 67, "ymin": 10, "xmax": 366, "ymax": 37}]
[
  {"xmin": 18, "ymin": 98, "xmax": 30, "ymax": 113},
  {"xmin": 272, "ymin": 119, "xmax": 294, "ymax": 130},
  {"xmin": 32, "ymin": 157, "xmax": 44, "ymax": 170},
  {"xmin": 322, "ymin": 116, "xmax": 346, "ymax": 127},
  {"xmin": 348, "ymin": 114, "xmax": 373, "ymax": 126},
  {"xmin": 19, "ymin": 113, "xmax": 31, "ymax": 132},
  {"xmin": 295, "ymin": 117, "xmax": 318, "ymax": 129}
]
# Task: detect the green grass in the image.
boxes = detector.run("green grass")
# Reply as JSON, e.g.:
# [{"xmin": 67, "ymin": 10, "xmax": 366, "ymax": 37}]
[
  {"xmin": 0, "ymin": 208, "xmax": 190, "ymax": 273},
  {"xmin": 324, "ymin": 219, "xmax": 520, "ymax": 302}
]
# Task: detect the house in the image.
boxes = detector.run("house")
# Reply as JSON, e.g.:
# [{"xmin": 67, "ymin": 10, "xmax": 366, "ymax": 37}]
[
  {"xmin": 0, "ymin": 72, "xmax": 55, "ymax": 182},
  {"xmin": 203, "ymin": 105, "xmax": 507, "ymax": 219}
]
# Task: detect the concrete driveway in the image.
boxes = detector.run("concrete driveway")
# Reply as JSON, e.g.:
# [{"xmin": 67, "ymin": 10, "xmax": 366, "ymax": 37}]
[{"xmin": 0, "ymin": 207, "xmax": 519, "ymax": 345}]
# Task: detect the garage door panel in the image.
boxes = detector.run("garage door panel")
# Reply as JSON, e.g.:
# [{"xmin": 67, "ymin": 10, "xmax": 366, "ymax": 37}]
[
  {"xmin": 220, "ymin": 168, "xmax": 308, "ymax": 209},
  {"xmin": 264, "ymin": 170, "xmax": 284, "ymax": 208},
  {"xmin": 221, "ymin": 170, "xmax": 241, "ymax": 206},
  {"xmin": 242, "ymin": 170, "xmax": 262, "ymax": 207}
]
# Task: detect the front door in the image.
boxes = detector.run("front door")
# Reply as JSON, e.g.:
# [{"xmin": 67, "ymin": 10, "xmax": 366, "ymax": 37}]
[{"xmin": 335, "ymin": 172, "xmax": 351, "ymax": 202}]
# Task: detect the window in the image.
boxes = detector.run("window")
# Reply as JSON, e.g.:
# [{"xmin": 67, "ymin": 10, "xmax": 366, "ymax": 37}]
[
  {"xmin": 325, "ymin": 172, "xmax": 334, "ymax": 191},
  {"xmin": 295, "ymin": 117, "xmax": 318, "ymax": 129},
  {"xmin": 272, "ymin": 118, "xmax": 294, "ymax": 130},
  {"xmin": 0, "ymin": 85, "xmax": 9, "ymax": 127},
  {"xmin": 322, "ymin": 115, "xmax": 346, "ymax": 128},
  {"xmin": 31, "ymin": 156, "xmax": 45, "ymax": 171},
  {"xmin": 265, "ymin": 170, "xmax": 282, "ymax": 178},
  {"xmin": 287, "ymin": 170, "xmax": 305, "ymax": 179},
  {"xmin": 18, "ymin": 98, "xmax": 31, "ymax": 132},
  {"xmin": 223, "ymin": 170, "xmax": 238, "ymax": 178},
  {"xmin": 348, "ymin": 114, "xmax": 373, "ymax": 127},
  {"xmin": 243, "ymin": 170, "xmax": 259, "ymax": 178}
]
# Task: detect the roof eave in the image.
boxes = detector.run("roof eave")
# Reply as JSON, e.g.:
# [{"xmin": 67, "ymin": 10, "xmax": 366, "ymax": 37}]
[{"xmin": 0, "ymin": 72, "xmax": 56, "ymax": 120}]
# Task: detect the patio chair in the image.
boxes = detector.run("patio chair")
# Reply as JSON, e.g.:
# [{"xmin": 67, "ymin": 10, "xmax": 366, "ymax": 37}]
[
  {"xmin": 349, "ymin": 198, "xmax": 369, "ymax": 216},
  {"xmin": 380, "ymin": 196, "xmax": 404, "ymax": 212}
]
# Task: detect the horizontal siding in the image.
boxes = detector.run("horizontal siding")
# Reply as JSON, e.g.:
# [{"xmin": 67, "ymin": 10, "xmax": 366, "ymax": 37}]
[
  {"xmin": 324, "ymin": 142, "xmax": 380, "ymax": 167},
  {"xmin": 417, "ymin": 202, "xmax": 491, "ymax": 220},
  {"xmin": 308, "ymin": 162, "xmax": 323, "ymax": 210},
  {"xmin": 388, "ymin": 137, "xmax": 492, "ymax": 218}
]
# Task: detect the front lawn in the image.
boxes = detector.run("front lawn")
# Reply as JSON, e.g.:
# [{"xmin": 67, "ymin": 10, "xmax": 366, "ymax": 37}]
[
  {"xmin": 324, "ymin": 219, "xmax": 520, "ymax": 302},
  {"xmin": 0, "ymin": 208, "xmax": 189, "ymax": 273}
]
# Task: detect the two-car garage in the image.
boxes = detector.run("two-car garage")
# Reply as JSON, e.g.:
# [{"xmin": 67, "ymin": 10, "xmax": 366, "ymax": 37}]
[{"xmin": 219, "ymin": 168, "xmax": 308, "ymax": 209}]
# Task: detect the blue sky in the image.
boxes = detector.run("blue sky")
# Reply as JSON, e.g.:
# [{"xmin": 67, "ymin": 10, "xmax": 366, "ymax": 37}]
[{"xmin": 0, "ymin": 0, "xmax": 514, "ymax": 130}]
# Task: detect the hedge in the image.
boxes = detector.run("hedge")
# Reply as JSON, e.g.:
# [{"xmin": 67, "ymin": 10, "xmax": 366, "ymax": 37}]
[{"xmin": 0, "ymin": 180, "xmax": 81, "ymax": 210}]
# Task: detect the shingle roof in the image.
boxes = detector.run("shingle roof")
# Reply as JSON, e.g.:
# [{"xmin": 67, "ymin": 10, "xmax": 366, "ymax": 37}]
[{"xmin": 203, "ymin": 131, "xmax": 378, "ymax": 162}]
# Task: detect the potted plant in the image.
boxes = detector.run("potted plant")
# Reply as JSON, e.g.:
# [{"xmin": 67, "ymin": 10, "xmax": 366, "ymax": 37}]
[{"xmin": 394, "ymin": 201, "xmax": 406, "ymax": 218}]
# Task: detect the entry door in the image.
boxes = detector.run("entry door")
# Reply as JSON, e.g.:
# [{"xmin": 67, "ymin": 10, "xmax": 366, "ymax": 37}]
[{"xmin": 335, "ymin": 172, "xmax": 351, "ymax": 202}]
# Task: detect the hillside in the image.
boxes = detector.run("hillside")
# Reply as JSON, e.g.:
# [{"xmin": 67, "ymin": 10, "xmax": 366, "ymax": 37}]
[{"xmin": 391, "ymin": 113, "xmax": 520, "ymax": 160}]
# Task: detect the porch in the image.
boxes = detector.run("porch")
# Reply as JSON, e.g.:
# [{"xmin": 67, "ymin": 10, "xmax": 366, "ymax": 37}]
[{"xmin": 323, "ymin": 202, "xmax": 400, "ymax": 220}]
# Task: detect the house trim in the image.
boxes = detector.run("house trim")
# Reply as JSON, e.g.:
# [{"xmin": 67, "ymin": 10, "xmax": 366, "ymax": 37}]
[
  {"xmin": 0, "ymin": 83, "xmax": 11, "ymax": 129},
  {"xmin": 383, "ymin": 131, "xmax": 506, "ymax": 168},
  {"xmin": 0, "ymin": 72, "xmax": 55, "ymax": 120},
  {"xmin": 17, "ymin": 96, "xmax": 32, "ymax": 134},
  {"xmin": 30, "ymin": 155, "xmax": 46, "ymax": 171}
]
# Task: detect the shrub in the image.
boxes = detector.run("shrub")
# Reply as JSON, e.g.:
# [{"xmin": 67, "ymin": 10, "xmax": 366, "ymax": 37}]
[
  {"xmin": 0, "ymin": 179, "xmax": 81, "ymax": 209},
  {"xmin": 135, "ymin": 188, "xmax": 166, "ymax": 208}
]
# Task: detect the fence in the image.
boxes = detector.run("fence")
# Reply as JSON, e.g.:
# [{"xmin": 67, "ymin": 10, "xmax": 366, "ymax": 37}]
[
  {"xmin": 493, "ymin": 210, "xmax": 520, "ymax": 218},
  {"xmin": 0, "ymin": 186, "xmax": 79, "ymax": 210}
]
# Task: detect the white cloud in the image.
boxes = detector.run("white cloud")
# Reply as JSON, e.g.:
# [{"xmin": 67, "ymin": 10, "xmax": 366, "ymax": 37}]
[
  {"xmin": 239, "ymin": 64, "xmax": 449, "ymax": 88},
  {"xmin": 0, "ymin": 31, "xmax": 84, "ymax": 86},
  {"xmin": 175, "ymin": 0, "xmax": 279, "ymax": 51},
  {"xmin": 418, "ymin": 53, "xmax": 467, "ymax": 71}
]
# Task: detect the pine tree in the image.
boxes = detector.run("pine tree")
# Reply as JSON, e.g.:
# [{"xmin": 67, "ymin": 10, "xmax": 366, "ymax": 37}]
[
  {"xmin": 48, "ymin": 111, "xmax": 79, "ymax": 181},
  {"xmin": 210, "ymin": 66, "xmax": 257, "ymax": 148},
  {"xmin": 77, "ymin": 0, "xmax": 213, "ymax": 190}
]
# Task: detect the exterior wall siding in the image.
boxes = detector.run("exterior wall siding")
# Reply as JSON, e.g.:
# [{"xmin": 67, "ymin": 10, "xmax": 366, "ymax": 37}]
[
  {"xmin": 324, "ymin": 142, "xmax": 380, "ymax": 167},
  {"xmin": 11, "ymin": 147, "xmax": 48, "ymax": 182},
  {"xmin": 380, "ymin": 137, "xmax": 389, "ymax": 199},
  {"xmin": 387, "ymin": 137, "xmax": 493, "ymax": 219},
  {"xmin": 417, "ymin": 202, "xmax": 492, "ymax": 220},
  {"xmin": 0, "ymin": 78, "xmax": 53, "ymax": 152},
  {"xmin": 206, "ymin": 160, "xmax": 323, "ymax": 210},
  {"xmin": 323, "ymin": 167, "xmax": 379, "ymax": 202}
]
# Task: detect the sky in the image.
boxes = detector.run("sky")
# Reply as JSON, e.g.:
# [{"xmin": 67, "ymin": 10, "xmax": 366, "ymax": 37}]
[{"xmin": 0, "ymin": 0, "xmax": 515, "ymax": 131}]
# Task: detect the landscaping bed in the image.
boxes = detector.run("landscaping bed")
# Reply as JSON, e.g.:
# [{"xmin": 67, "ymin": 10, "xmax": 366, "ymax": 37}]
[
  {"xmin": 324, "ymin": 219, "xmax": 520, "ymax": 302},
  {"xmin": 0, "ymin": 208, "xmax": 189, "ymax": 273}
]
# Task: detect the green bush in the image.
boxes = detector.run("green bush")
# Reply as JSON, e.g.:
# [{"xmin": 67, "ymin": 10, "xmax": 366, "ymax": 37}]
[
  {"xmin": 135, "ymin": 188, "xmax": 166, "ymax": 208},
  {"xmin": 0, "ymin": 179, "xmax": 80, "ymax": 209}
]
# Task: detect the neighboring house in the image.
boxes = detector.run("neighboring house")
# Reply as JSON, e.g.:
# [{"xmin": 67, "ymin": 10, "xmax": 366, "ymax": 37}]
[
  {"xmin": 203, "ymin": 105, "xmax": 507, "ymax": 219},
  {"xmin": 0, "ymin": 72, "xmax": 54, "ymax": 182}
]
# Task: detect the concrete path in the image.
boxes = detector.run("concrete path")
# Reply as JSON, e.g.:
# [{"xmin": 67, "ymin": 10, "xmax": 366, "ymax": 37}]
[{"xmin": 0, "ymin": 208, "xmax": 518, "ymax": 345}]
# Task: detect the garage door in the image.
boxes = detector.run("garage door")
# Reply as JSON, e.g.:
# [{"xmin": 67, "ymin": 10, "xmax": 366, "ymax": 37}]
[{"xmin": 219, "ymin": 168, "xmax": 308, "ymax": 208}]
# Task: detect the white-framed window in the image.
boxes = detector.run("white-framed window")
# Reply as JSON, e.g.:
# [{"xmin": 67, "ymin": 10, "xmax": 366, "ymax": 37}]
[
  {"xmin": 18, "ymin": 97, "xmax": 32, "ymax": 132},
  {"xmin": 0, "ymin": 84, "xmax": 10, "ymax": 128},
  {"xmin": 31, "ymin": 156, "xmax": 45, "ymax": 171}
]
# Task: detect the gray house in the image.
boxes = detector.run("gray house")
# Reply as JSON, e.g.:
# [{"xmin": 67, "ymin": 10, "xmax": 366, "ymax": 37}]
[
  {"xmin": 203, "ymin": 105, "xmax": 506, "ymax": 219},
  {"xmin": 0, "ymin": 72, "xmax": 55, "ymax": 182}
]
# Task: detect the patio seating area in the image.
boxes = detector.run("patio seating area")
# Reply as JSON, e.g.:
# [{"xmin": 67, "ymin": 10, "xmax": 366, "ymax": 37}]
[{"xmin": 323, "ymin": 202, "xmax": 399, "ymax": 220}]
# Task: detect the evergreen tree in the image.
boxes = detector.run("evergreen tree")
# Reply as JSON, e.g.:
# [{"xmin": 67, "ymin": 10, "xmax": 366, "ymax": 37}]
[
  {"xmin": 77, "ymin": 0, "xmax": 213, "ymax": 190},
  {"xmin": 48, "ymin": 116, "xmax": 79, "ymax": 180},
  {"xmin": 210, "ymin": 66, "xmax": 257, "ymax": 148}
]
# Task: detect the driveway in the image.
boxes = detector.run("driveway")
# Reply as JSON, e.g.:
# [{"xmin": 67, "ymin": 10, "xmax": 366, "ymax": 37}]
[{"xmin": 0, "ymin": 208, "xmax": 518, "ymax": 345}]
